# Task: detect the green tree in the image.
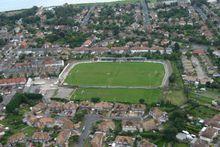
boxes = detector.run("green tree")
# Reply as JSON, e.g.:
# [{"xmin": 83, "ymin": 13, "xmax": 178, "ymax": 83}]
[
  {"xmin": 0, "ymin": 95, "xmax": 3, "ymax": 103},
  {"xmin": 139, "ymin": 99, "xmax": 145, "ymax": 104},
  {"xmin": 163, "ymin": 125, "xmax": 178, "ymax": 141},
  {"xmin": 90, "ymin": 97, "xmax": 100, "ymax": 103},
  {"xmin": 169, "ymin": 110, "xmax": 187, "ymax": 131},
  {"xmin": 169, "ymin": 73, "xmax": 176, "ymax": 83}
]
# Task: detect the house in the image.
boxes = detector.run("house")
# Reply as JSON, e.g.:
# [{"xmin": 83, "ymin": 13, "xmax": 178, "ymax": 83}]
[
  {"xmin": 114, "ymin": 103, "xmax": 129, "ymax": 112},
  {"xmin": 56, "ymin": 129, "xmax": 71, "ymax": 147},
  {"xmin": 63, "ymin": 102, "xmax": 78, "ymax": 117},
  {"xmin": 140, "ymin": 139, "xmax": 157, "ymax": 147},
  {"xmin": 129, "ymin": 104, "xmax": 146, "ymax": 116},
  {"xmin": 151, "ymin": 46, "xmax": 165, "ymax": 54},
  {"xmin": 32, "ymin": 132, "xmax": 50, "ymax": 143},
  {"xmin": 0, "ymin": 124, "xmax": 5, "ymax": 139},
  {"xmin": 58, "ymin": 117, "xmax": 74, "ymax": 130},
  {"xmin": 31, "ymin": 102, "xmax": 47, "ymax": 114},
  {"xmin": 142, "ymin": 119, "xmax": 159, "ymax": 131},
  {"xmin": 94, "ymin": 102, "xmax": 114, "ymax": 111},
  {"xmin": 36, "ymin": 117, "xmax": 55, "ymax": 128},
  {"xmin": 23, "ymin": 114, "xmax": 39, "ymax": 126},
  {"xmin": 192, "ymin": 49, "xmax": 206, "ymax": 55},
  {"xmin": 191, "ymin": 138, "xmax": 209, "ymax": 147},
  {"xmin": 0, "ymin": 78, "xmax": 27, "ymax": 87},
  {"xmin": 48, "ymin": 101, "xmax": 64, "ymax": 112},
  {"xmin": 98, "ymin": 119, "xmax": 115, "ymax": 132},
  {"xmin": 82, "ymin": 39, "xmax": 93, "ymax": 47},
  {"xmin": 112, "ymin": 136, "xmax": 134, "ymax": 147},
  {"xmin": 7, "ymin": 132, "xmax": 26, "ymax": 146},
  {"xmin": 149, "ymin": 107, "xmax": 168, "ymax": 123},
  {"xmin": 160, "ymin": 39, "xmax": 170, "ymax": 47},
  {"xmin": 111, "ymin": 103, "xmax": 130, "ymax": 117},
  {"xmin": 80, "ymin": 101, "xmax": 94, "ymax": 108},
  {"xmin": 199, "ymin": 127, "xmax": 218, "ymax": 143},
  {"xmin": 91, "ymin": 132, "xmax": 105, "ymax": 147},
  {"xmin": 204, "ymin": 114, "xmax": 220, "ymax": 130},
  {"xmin": 122, "ymin": 120, "xmax": 141, "ymax": 132},
  {"xmin": 176, "ymin": 133, "xmax": 188, "ymax": 141},
  {"xmin": 213, "ymin": 50, "xmax": 220, "ymax": 58},
  {"xmin": 179, "ymin": 19, "xmax": 186, "ymax": 26}
]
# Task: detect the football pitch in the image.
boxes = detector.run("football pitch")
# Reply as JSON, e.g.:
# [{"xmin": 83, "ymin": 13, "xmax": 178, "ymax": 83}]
[
  {"xmin": 72, "ymin": 88, "xmax": 162, "ymax": 104},
  {"xmin": 65, "ymin": 62, "xmax": 165, "ymax": 87},
  {"xmin": 64, "ymin": 61, "xmax": 165, "ymax": 104}
]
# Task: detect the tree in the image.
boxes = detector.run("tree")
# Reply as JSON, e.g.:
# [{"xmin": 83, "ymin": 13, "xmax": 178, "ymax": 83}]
[
  {"xmin": 72, "ymin": 109, "xmax": 88, "ymax": 123},
  {"xmin": 169, "ymin": 110, "xmax": 187, "ymax": 131},
  {"xmin": 6, "ymin": 93, "xmax": 42, "ymax": 113},
  {"xmin": 185, "ymin": 51, "xmax": 192, "ymax": 59},
  {"xmin": 69, "ymin": 135, "xmax": 79, "ymax": 143},
  {"xmin": 169, "ymin": 73, "xmax": 176, "ymax": 83},
  {"xmin": 0, "ymin": 95, "xmax": 3, "ymax": 103},
  {"xmin": 90, "ymin": 97, "xmax": 100, "ymax": 103},
  {"xmin": 163, "ymin": 125, "xmax": 178, "ymax": 141},
  {"xmin": 139, "ymin": 99, "xmax": 145, "ymax": 104},
  {"xmin": 173, "ymin": 43, "xmax": 180, "ymax": 52},
  {"xmin": 0, "ymin": 39, "xmax": 6, "ymax": 47},
  {"xmin": 184, "ymin": 86, "xmax": 191, "ymax": 99}
]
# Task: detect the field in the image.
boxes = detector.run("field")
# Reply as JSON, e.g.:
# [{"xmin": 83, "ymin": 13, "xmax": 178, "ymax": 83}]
[
  {"xmin": 65, "ymin": 62, "xmax": 165, "ymax": 104},
  {"xmin": 72, "ymin": 88, "xmax": 162, "ymax": 104},
  {"xmin": 65, "ymin": 62, "xmax": 165, "ymax": 87}
]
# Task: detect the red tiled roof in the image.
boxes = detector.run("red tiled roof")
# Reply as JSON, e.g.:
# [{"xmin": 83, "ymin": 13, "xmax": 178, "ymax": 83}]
[
  {"xmin": 192, "ymin": 49, "xmax": 206, "ymax": 55},
  {"xmin": 0, "ymin": 78, "xmax": 27, "ymax": 85}
]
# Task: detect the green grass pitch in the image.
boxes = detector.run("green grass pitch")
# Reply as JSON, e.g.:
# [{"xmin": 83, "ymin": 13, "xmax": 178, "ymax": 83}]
[
  {"xmin": 72, "ymin": 88, "xmax": 162, "ymax": 104},
  {"xmin": 65, "ymin": 62, "xmax": 165, "ymax": 87}
]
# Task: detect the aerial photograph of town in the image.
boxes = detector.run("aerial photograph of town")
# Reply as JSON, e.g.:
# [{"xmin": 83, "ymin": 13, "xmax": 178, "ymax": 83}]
[{"xmin": 0, "ymin": 0, "xmax": 219, "ymax": 146}]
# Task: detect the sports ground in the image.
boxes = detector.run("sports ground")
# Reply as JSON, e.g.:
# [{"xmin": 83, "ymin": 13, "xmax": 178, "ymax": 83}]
[
  {"xmin": 65, "ymin": 62, "xmax": 165, "ymax": 87},
  {"xmin": 64, "ymin": 61, "xmax": 165, "ymax": 104}
]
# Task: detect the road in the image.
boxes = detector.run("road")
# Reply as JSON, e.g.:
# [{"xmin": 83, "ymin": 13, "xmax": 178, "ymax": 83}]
[
  {"xmin": 141, "ymin": 0, "xmax": 150, "ymax": 29},
  {"xmin": 81, "ymin": 6, "xmax": 95, "ymax": 26},
  {"xmin": 193, "ymin": 5, "xmax": 207, "ymax": 21},
  {"xmin": 77, "ymin": 114, "xmax": 101, "ymax": 147},
  {"xmin": 77, "ymin": 114, "xmax": 145, "ymax": 147}
]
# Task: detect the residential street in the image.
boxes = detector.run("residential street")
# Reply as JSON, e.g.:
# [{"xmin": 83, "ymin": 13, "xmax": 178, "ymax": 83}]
[
  {"xmin": 77, "ymin": 114, "xmax": 101, "ymax": 147},
  {"xmin": 141, "ymin": 0, "xmax": 150, "ymax": 29}
]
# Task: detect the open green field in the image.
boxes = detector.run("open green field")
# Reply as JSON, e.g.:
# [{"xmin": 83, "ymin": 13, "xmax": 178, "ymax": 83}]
[
  {"xmin": 72, "ymin": 88, "xmax": 162, "ymax": 104},
  {"xmin": 65, "ymin": 62, "xmax": 165, "ymax": 87}
]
